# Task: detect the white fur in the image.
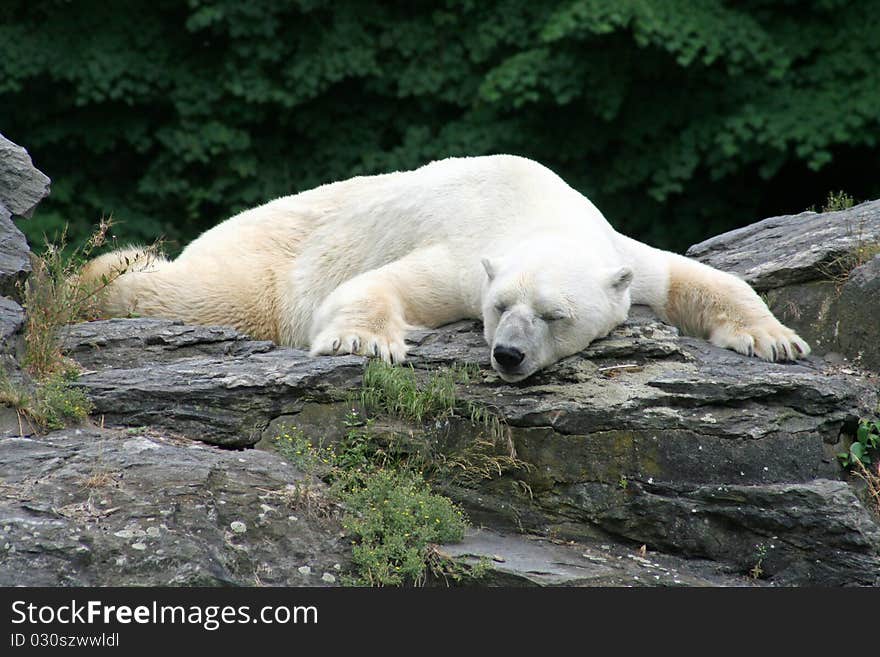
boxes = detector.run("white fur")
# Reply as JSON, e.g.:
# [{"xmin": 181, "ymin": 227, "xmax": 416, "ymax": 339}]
[{"xmin": 84, "ymin": 154, "xmax": 810, "ymax": 381}]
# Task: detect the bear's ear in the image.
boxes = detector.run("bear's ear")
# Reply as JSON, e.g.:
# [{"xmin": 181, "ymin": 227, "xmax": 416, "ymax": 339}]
[
  {"xmin": 607, "ymin": 266, "xmax": 634, "ymax": 293},
  {"xmin": 481, "ymin": 257, "xmax": 497, "ymax": 282}
]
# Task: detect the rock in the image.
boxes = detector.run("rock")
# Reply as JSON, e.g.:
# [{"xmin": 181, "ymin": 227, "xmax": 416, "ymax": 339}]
[
  {"xmin": 687, "ymin": 200, "xmax": 880, "ymax": 369},
  {"xmin": 0, "ymin": 133, "xmax": 50, "ymax": 301},
  {"xmin": 0, "ymin": 212, "xmax": 32, "ymax": 301},
  {"xmin": 0, "ymin": 296, "xmax": 24, "ymax": 353},
  {"xmin": 553, "ymin": 479, "xmax": 880, "ymax": 586},
  {"xmin": 62, "ymin": 319, "xmax": 274, "ymax": 371},
  {"xmin": 0, "ymin": 133, "xmax": 52, "ymax": 219},
  {"xmin": 0, "ymin": 427, "xmax": 348, "ymax": 586},
  {"xmin": 61, "ymin": 310, "xmax": 880, "ymax": 585},
  {"xmin": 836, "ymin": 255, "xmax": 880, "ymax": 368},
  {"xmin": 438, "ymin": 528, "xmax": 761, "ymax": 586},
  {"xmin": 65, "ymin": 319, "xmax": 364, "ymax": 447}
]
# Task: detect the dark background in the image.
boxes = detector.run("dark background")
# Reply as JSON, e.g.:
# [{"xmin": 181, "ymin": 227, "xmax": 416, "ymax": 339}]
[{"xmin": 2, "ymin": 0, "xmax": 879, "ymax": 255}]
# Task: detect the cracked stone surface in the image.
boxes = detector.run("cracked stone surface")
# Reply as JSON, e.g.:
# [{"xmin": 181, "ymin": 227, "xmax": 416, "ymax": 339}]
[
  {"xmin": 0, "ymin": 427, "xmax": 348, "ymax": 586},
  {"xmin": 53, "ymin": 310, "xmax": 880, "ymax": 586}
]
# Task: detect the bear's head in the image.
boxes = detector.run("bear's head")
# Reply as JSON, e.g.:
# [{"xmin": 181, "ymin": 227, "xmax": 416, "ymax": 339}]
[{"xmin": 480, "ymin": 245, "xmax": 633, "ymax": 382}]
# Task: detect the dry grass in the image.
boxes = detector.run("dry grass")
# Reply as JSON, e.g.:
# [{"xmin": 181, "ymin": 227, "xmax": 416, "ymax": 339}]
[
  {"xmin": 853, "ymin": 460, "xmax": 880, "ymax": 519},
  {"xmin": 430, "ymin": 437, "xmax": 533, "ymax": 489},
  {"xmin": 21, "ymin": 218, "xmax": 143, "ymax": 378},
  {"xmin": 816, "ymin": 212, "xmax": 880, "ymax": 293},
  {"xmin": 79, "ymin": 470, "xmax": 117, "ymax": 490},
  {"xmin": 0, "ymin": 219, "xmax": 161, "ymax": 434},
  {"xmin": 260, "ymin": 483, "xmax": 338, "ymax": 520},
  {"xmin": 818, "ymin": 242, "xmax": 880, "ymax": 289}
]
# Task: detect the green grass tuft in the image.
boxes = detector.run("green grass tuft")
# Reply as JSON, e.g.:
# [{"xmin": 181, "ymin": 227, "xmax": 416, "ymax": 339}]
[
  {"xmin": 360, "ymin": 359, "xmax": 510, "ymax": 451},
  {"xmin": 360, "ymin": 360, "xmax": 458, "ymax": 423}
]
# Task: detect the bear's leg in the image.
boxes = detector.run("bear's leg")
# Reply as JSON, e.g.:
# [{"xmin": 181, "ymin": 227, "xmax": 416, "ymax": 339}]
[
  {"xmin": 662, "ymin": 255, "xmax": 810, "ymax": 362},
  {"xmin": 308, "ymin": 246, "xmax": 467, "ymax": 363},
  {"xmin": 309, "ymin": 275, "xmax": 411, "ymax": 363}
]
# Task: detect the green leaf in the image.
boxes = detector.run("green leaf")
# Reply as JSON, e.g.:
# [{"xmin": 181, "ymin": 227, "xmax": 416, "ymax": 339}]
[{"xmin": 850, "ymin": 442, "xmax": 867, "ymax": 463}]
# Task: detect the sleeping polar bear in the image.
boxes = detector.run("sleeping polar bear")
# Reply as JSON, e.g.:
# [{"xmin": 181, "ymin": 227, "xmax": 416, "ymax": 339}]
[{"xmin": 81, "ymin": 155, "xmax": 809, "ymax": 382}]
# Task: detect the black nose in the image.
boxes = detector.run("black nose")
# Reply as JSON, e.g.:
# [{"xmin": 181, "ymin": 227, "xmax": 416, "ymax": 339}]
[{"xmin": 493, "ymin": 345, "xmax": 525, "ymax": 370}]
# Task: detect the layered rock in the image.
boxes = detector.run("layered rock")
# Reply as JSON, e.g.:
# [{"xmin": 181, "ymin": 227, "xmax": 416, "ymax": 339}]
[
  {"xmin": 0, "ymin": 133, "xmax": 49, "ymax": 301},
  {"xmin": 0, "ymin": 427, "xmax": 348, "ymax": 586},
  {"xmin": 688, "ymin": 200, "xmax": 880, "ymax": 370},
  {"xmin": 59, "ymin": 312, "xmax": 880, "ymax": 586}
]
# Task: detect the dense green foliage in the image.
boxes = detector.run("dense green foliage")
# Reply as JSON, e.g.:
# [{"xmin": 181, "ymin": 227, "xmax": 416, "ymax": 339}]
[
  {"xmin": 272, "ymin": 412, "xmax": 470, "ymax": 586},
  {"xmin": 2, "ymin": 0, "xmax": 879, "ymax": 252}
]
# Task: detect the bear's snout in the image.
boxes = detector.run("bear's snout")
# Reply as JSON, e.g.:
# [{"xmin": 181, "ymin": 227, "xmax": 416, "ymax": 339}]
[{"xmin": 493, "ymin": 345, "xmax": 525, "ymax": 371}]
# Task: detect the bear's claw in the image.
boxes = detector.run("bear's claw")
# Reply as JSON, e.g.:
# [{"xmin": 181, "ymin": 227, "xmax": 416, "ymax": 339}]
[
  {"xmin": 710, "ymin": 319, "xmax": 810, "ymax": 363},
  {"xmin": 310, "ymin": 328, "xmax": 408, "ymax": 364}
]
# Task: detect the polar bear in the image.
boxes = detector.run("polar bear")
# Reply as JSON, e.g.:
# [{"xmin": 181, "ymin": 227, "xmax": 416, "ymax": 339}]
[{"xmin": 80, "ymin": 155, "xmax": 809, "ymax": 382}]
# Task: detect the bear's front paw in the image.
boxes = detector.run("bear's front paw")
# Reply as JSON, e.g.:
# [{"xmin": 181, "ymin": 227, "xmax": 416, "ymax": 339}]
[
  {"xmin": 710, "ymin": 319, "xmax": 811, "ymax": 362},
  {"xmin": 309, "ymin": 328, "xmax": 408, "ymax": 364}
]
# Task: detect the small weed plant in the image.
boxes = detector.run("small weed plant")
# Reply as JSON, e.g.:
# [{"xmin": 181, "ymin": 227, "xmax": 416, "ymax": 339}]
[
  {"xmin": 31, "ymin": 371, "xmax": 93, "ymax": 430},
  {"xmin": 0, "ymin": 364, "xmax": 91, "ymax": 433},
  {"xmin": 340, "ymin": 467, "xmax": 466, "ymax": 586},
  {"xmin": 750, "ymin": 543, "xmax": 768, "ymax": 580},
  {"xmin": 838, "ymin": 419, "xmax": 880, "ymax": 469},
  {"xmin": 822, "ymin": 190, "xmax": 855, "ymax": 213},
  {"xmin": 273, "ymin": 411, "xmax": 473, "ymax": 586},
  {"xmin": 838, "ymin": 419, "xmax": 880, "ymax": 517}
]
